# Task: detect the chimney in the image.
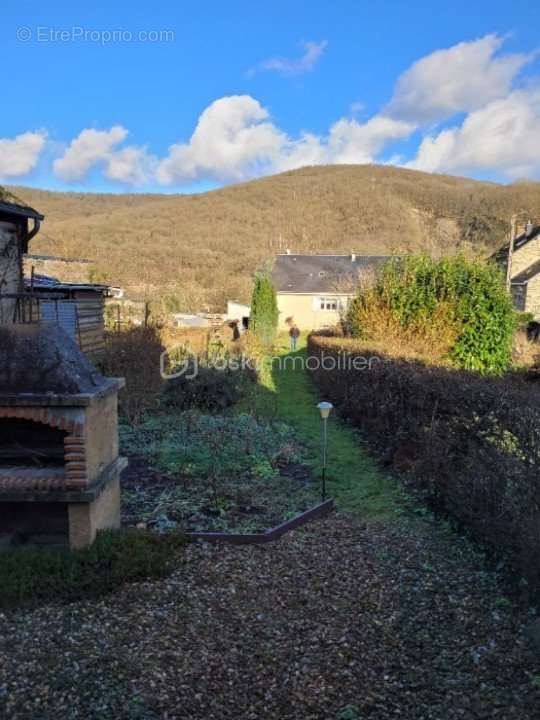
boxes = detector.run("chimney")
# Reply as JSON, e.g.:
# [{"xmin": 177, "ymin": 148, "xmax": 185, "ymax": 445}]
[
  {"xmin": 351, "ymin": 253, "xmax": 356, "ymax": 262},
  {"xmin": 526, "ymin": 220, "xmax": 534, "ymax": 237}
]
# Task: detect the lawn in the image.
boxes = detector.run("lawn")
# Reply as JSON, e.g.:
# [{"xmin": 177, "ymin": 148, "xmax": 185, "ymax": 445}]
[{"xmin": 246, "ymin": 336, "xmax": 406, "ymax": 518}]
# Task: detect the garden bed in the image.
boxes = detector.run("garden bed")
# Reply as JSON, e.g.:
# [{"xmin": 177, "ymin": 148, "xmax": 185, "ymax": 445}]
[{"xmin": 120, "ymin": 410, "xmax": 321, "ymax": 533}]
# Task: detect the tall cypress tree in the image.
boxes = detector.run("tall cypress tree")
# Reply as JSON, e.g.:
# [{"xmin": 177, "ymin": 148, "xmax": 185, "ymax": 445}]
[{"xmin": 250, "ymin": 272, "xmax": 279, "ymax": 345}]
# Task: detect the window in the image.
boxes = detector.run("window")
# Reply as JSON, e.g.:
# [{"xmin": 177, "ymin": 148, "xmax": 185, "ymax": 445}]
[
  {"xmin": 318, "ymin": 297, "xmax": 338, "ymax": 311},
  {"xmin": 511, "ymin": 285, "xmax": 526, "ymax": 312}
]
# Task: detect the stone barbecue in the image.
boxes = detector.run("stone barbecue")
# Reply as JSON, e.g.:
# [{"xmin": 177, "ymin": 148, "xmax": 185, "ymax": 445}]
[{"xmin": 0, "ymin": 323, "xmax": 126, "ymax": 548}]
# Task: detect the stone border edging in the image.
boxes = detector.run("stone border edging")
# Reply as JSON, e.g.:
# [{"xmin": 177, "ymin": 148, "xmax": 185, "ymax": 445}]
[{"xmin": 186, "ymin": 499, "xmax": 334, "ymax": 544}]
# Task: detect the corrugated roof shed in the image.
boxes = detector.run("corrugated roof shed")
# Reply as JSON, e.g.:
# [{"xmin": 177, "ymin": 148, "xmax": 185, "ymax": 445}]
[
  {"xmin": 25, "ymin": 274, "xmax": 109, "ymax": 294},
  {"xmin": 23, "ymin": 275, "xmax": 109, "ymax": 361}
]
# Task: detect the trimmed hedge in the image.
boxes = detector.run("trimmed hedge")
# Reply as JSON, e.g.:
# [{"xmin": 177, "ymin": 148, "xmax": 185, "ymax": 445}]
[{"xmin": 308, "ymin": 334, "xmax": 540, "ymax": 595}]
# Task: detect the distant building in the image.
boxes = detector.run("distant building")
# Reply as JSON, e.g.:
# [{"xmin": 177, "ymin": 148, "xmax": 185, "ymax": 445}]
[
  {"xmin": 494, "ymin": 222, "xmax": 540, "ymax": 318},
  {"xmin": 226, "ymin": 300, "xmax": 251, "ymax": 330},
  {"xmin": 271, "ymin": 253, "xmax": 391, "ymax": 330},
  {"xmin": 109, "ymin": 286, "xmax": 124, "ymax": 300},
  {"xmin": 171, "ymin": 313, "xmax": 211, "ymax": 328}
]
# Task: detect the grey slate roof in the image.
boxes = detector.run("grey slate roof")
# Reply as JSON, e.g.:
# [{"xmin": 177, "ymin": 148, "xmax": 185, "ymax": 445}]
[
  {"xmin": 0, "ymin": 186, "xmax": 43, "ymax": 218},
  {"xmin": 511, "ymin": 259, "xmax": 540, "ymax": 285},
  {"xmin": 492, "ymin": 225, "xmax": 540, "ymax": 263},
  {"xmin": 271, "ymin": 254, "xmax": 392, "ymax": 293},
  {"xmin": 513, "ymin": 226, "xmax": 540, "ymax": 252}
]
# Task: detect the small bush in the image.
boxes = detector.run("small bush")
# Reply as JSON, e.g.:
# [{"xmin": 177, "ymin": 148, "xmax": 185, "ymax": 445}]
[
  {"xmin": 347, "ymin": 255, "xmax": 515, "ymax": 375},
  {"xmin": 162, "ymin": 364, "xmax": 255, "ymax": 411},
  {"xmin": 103, "ymin": 326, "xmax": 165, "ymax": 423},
  {"xmin": 0, "ymin": 528, "xmax": 186, "ymax": 610}
]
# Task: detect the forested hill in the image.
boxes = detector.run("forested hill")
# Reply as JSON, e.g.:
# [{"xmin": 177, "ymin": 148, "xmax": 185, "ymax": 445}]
[{"xmin": 10, "ymin": 165, "xmax": 540, "ymax": 311}]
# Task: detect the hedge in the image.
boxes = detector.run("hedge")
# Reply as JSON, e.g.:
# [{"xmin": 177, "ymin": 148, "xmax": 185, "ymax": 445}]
[
  {"xmin": 346, "ymin": 255, "xmax": 515, "ymax": 375},
  {"xmin": 308, "ymin": 334, "xmax": 540, "ymax": 595}
]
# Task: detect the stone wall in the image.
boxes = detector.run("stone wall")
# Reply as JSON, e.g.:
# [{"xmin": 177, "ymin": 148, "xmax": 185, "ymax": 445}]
[
  {"xmin": 0, "ymin": 222, "xmax": 21, "ymax": 324},
  {"xmin": 23, "ymin": 255, "xmax": 92, "ymax": 284},
  {"xmin": 525, "ymin": 274, "xmax": 540, "ymax": 319}
]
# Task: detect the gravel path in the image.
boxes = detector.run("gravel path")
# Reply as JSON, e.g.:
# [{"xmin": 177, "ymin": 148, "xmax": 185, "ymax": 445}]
[{"xmin": 0, "ymin": 514, "xmax": 538, "ymax": 719}]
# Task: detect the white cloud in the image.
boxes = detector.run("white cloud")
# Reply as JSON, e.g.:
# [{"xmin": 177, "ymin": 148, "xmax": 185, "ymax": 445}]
[
  {"xmin": 54, "ymin": 126, "xmax": 127, "ymax": 181},
  {"xmin": 249, "ymin": 40, "xmax": 328, "ymax": 77},
  {"xmin": 156, "ymin": 95, "xmax": 414, "ymax": 184},
  {"xmin": 408, "ymin": 89, "xmax": 540, "ymax": 178},
  {"xmin": 274, "ymin": 116, "xmax": 413, "ymax": 171},
  {"xmin": 11, "ymin": 33, "xmax": 540, "ymax": 187},
  {"xmin": 0, "ymin": 132, "xmax": 46, "ymax": 178},
  {"xmin": 157, "ymin": 96, "xmax": 286, "ymax": 183},
  {"xmin": 387, "ymin": 34, "xmax": 533, "ymax": 123},
  {"xmin": 54, "ymin": 126, "xmax": 152, "ymax": 186},
  {"xmin": 106, "ymin": 146, "xmax": 155, "ymax": 185},
  {"xmin": 326, "ymin": 115, "xmax": 414, "ymax": 164}
]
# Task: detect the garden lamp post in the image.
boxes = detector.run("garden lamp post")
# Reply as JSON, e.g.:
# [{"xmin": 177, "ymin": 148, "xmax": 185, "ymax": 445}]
[{"xmin": 317, "ymin": 401, "xmax": 333, "ymax": 501}]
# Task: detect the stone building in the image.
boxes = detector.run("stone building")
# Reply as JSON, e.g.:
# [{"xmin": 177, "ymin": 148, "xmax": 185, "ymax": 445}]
[
  {"xmin": 494, "ymin": 222, "xmax": 540, "ymax": 318},
  {"xmin": 0, "ymin": 190, "xmax": 43, "ymax": 324}
]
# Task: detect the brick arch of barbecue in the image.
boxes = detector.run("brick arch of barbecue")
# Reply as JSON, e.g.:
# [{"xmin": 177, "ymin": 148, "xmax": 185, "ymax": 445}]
[{"xmin": 0, "ymin": 408, "xmax": 88, "ymax": 489}]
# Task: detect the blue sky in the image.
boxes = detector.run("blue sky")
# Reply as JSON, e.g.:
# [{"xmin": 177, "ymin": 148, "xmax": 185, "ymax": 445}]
[{"xmin": 1, "ymin": 1, "xmax": 540, "ymax": 193}]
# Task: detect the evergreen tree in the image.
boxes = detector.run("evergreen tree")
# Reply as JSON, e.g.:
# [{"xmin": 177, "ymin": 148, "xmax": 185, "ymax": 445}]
[{"xmin": 250, "ymin": 273, "xmax": 278, "ymax": 345}]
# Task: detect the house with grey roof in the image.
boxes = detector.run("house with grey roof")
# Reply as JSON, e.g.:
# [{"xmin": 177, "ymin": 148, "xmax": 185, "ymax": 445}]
[{"xmin": 271, "ymin": 252, "xmax": 391, "ymax": 330}]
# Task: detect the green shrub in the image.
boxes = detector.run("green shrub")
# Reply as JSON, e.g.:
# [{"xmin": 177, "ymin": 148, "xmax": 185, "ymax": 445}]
[
  {"xmin": 250, "ymin": 272, "xmax": 278, "ymax": 345},
  {"xmin": 346, "ymin": 254, "xmax": 515, "ymax": 375},
  {"xmin": 163, "ymin": 364, "xmax": 255, "ymax": 411},
  {"xmin": 0, "ymin": 528, "xmax": 186, "ymax": 610}
]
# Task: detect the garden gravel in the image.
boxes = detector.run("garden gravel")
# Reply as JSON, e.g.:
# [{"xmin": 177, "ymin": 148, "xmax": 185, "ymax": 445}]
[{"xmin": 0, "ymin": 514, "xmax": 539, "ymax": 719}]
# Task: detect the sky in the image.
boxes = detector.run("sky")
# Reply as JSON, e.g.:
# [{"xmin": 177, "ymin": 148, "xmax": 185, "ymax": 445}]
[{"xmin": 1, "ymin": 1, "xmax": 540, "ymax": 194}]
